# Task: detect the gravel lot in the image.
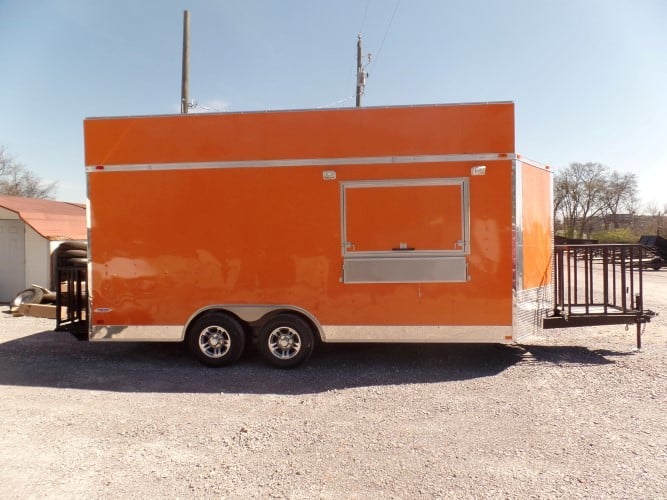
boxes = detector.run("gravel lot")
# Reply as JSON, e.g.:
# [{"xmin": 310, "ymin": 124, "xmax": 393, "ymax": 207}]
[{"xmin": 1, "ymin": 271, "xmax": 666, "ymax": 499}]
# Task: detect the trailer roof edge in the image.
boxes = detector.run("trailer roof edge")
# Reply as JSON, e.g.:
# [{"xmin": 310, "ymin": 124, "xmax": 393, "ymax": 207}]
[{"xmin": 84, "ymin": 101, "xmax": 515, "ymax": 121}]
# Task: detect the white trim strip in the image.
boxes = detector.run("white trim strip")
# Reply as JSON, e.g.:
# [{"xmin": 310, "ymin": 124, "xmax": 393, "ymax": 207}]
[
  {"xmin": 514, "ymin": 155, "xmax": 551, "ymax": 171},
  {"xmin": 90, "ymin": 325, "xmax": 183, "ymax": 342},
  {"xmin": 86, "ymin": 153, "xmax": 516, "ymax": 173},
  {"xmin": 321, "ymin": 325, "xmax": 513, "ymax": 343},
  {"xmin": 84, "ymin": 101, "xmax": 515, "ymax": 122},
  {"xmin": 89, "ymin": 323, "xmax": 514, "ymax": 343}
]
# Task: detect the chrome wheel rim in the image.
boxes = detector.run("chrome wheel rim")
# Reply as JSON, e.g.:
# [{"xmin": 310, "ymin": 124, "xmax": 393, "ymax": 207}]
[
  {"xmin": 267, "ymin": 326, "xmax": 301, "ymax": 360},
  {"xmin": 199, "ymin": 325, "xmax": 231, "ymax": 358}
]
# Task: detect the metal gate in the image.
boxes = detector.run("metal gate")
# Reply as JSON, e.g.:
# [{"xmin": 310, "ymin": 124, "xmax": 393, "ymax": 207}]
[{"xmin": 542, "ymin": 244, "xmax": 655, "ymax": 348}]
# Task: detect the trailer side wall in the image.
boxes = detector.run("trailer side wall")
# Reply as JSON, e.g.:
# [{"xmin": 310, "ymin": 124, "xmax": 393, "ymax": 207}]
[
  {"xmin": 85, "ymin": 103, "xmax": 531, "ymax": 343},
  {"xmin": 513, "ymin": 160, "xmax": 553, "ymax": 339}
]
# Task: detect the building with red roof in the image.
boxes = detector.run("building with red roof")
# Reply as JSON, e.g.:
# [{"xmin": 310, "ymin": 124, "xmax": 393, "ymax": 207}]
[{"xmin": 0, "ymin": 195, "xmax": 86, "ymax": 301}]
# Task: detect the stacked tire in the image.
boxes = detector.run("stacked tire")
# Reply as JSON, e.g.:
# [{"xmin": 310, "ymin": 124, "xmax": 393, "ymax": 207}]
[
  {"xmin": 55, "ymin": 241, "xmax": 88, "ymax": 333},
  {"xmin": 57, "ymin": 241, "xmax": 88, "ymax": 268}
]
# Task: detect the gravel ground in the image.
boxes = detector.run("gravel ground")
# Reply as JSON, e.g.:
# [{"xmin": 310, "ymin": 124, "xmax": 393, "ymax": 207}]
[{"xmin": 1, "ymin": 272, "xmax": 666, "ymax": 499}]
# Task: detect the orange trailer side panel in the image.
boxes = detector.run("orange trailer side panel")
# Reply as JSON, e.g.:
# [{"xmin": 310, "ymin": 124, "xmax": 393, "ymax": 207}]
[
  {"xmin": 84, "ymin": 103, "xmax": 515, "ymax": 166},
  {"xmin": 88, "ymin": 160, "xmax": 514, "ymax": 328},
  {"xmin": 521, "ymin": 162, "xmax": 553, "ymax": 289}
]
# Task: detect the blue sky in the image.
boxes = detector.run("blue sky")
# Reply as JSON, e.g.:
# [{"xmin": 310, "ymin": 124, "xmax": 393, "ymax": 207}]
[{"xmin": 1, "ymin": 0, "xmax": 665, "ymax": 208}]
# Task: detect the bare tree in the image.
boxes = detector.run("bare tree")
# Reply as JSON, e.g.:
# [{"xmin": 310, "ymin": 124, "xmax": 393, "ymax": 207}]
[
  {"xmin": 645, "ymin": 202, "xmax": 664, "ymax": 236},
  {"xmin": 554, "ymin": 163, "xmax": 643, "ymax": 238},
  {"xmin": 553, "ymin": 169, "xmax": 578, "ymax": 237},
  {"xmin": 554, "ymin": 162, "xmax": 608, "ymax": 237},
  {"xmin": 0, "ymin": 146, "xmax": 56, "ymax": 199},
  {"xmin": 601, "ymin": 171, "xmax": 638, "ymax": 229}
]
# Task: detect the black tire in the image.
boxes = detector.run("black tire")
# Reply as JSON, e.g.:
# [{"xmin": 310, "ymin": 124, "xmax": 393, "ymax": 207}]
[
  {"xmin": 56, "ymin": 245, "xmax": 88, "ymax": 270},
  {"xmin": 58, "ymin": 249, "xmax": 87, "ymax": 259},
  {"xmin": 186, "ymin": 313, "xmax": 246, "ymax": 367},
  {"xmin": 258, "ymin": 314, "xmax": 315, "ymax": 368},
  {"xmin": 58, "ymin": 241, "xmax": 87, "ymax": 251},
  {"xmin": 66, "ymin": 257, "xmax": 88, "ymax": 266},
  {"xmin": 57, "ymin": 258, "xmax": 88, "ymax": 268}
]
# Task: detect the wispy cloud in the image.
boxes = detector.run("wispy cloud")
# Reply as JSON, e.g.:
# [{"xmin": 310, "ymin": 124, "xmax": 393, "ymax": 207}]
[
  {"xmin": 170, "ymin": 99, "xmax": 230, "ymax": 114},
  {"xmin": 190, "ymin": 99, "xmax": 230, "ymax": 113}
]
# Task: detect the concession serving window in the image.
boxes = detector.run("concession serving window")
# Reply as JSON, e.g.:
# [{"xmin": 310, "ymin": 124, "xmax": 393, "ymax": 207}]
[{"xmin": 341, "ymin": 178, "xmax": 470, "ymax": 283}]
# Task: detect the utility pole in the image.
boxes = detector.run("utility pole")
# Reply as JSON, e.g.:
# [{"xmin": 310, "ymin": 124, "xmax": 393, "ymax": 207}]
[
  {"xmin": 181, "ymin": 10, "xmax": 190, "ymax": 114},
  {"xmin": 355, "ymin": 35, "xmax": 364, "ymax": 107}
]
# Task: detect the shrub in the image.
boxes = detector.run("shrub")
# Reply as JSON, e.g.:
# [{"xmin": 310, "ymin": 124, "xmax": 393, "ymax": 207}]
[{"xmin": 589, "ymin": 228, "xmax": 638, "ymax": 243}]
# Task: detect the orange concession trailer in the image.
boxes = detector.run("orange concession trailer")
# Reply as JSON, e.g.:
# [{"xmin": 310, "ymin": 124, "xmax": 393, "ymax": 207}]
[{"xmin": 82, "ymin": 102, "xmax": 553, "ymax": 367}]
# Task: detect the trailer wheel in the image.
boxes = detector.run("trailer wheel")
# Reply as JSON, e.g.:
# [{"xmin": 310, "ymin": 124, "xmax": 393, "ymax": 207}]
[
  {"xmin": 258, "ymin": 314, "xmax": 315, "ymax": 368},
  {"xmin": 187, "ymin": 313, "xmax": 245, "ymax": 367}
]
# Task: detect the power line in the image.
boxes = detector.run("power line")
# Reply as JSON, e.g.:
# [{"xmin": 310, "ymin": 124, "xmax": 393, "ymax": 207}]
[
  {"xmin": 369, "ymin": 0, "xmax": 400, "ymax": 74},
  {"xmin": 342, "ymin": 0, "xmax": 399, "ymax": 107},
  {"xmin": 358, "ymin": 0, "xmax": 371, "ymax": 35}
]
